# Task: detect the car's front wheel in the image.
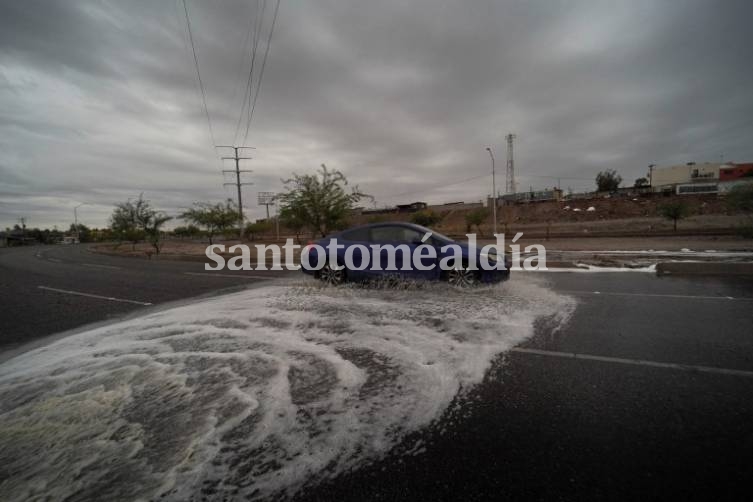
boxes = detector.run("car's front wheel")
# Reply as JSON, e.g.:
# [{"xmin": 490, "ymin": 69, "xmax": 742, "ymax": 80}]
[{"xmin": 319, "ymin": 261, "xmax": 346, "ymax": 285}]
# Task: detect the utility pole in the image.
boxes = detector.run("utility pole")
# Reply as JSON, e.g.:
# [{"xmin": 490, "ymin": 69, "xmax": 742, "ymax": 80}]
[
  {"xmin": 485, "ymin": 147, "xmax": 497, "ymax": 235},
  {"xmin": 74, "ymin": 203, "xmax": 86, "ymax": 243},
  {"xmin": 274, "ymin": 200, "xmax": 280, "ymax": 241},
  {"xmin": 648, "ymin": 164, "xmax": 655, "ymax": 188},
  {"xmin": 18, "ymin": 217, "xmax": 26, "ymax": 241},
  {"xmin": 506, "ymin": 133, "xmax": 517, "ymax": 194},
  {"xmin": 217, "ymin": 146, "xmax": 254, "ymax": 238}
]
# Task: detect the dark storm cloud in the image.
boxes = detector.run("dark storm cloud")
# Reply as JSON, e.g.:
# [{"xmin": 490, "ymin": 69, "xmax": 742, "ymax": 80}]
[{"xmin": 1, "ymin": 0, "xmax": 752, "ymax": 228}]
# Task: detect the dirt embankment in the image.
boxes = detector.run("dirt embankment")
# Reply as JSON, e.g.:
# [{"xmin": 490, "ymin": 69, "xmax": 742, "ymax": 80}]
[
  {"xmin": 91, "ymin": 194, "xmax": 751, "ymax": 261},
  {"xmin": 354, "ymin": 193, "xmax": 749, "ymax": 237}
]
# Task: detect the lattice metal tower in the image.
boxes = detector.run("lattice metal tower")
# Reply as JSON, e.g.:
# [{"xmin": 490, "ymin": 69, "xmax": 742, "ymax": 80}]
[{"xmin": 505, "ymin": 133, "xmax": 516, "ymax": 194}]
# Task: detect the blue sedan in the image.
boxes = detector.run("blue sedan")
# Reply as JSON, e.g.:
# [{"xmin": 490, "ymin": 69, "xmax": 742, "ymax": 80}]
[{"xmin": 300, "ymin": 222, "xmax": 510, "ymax": 286}]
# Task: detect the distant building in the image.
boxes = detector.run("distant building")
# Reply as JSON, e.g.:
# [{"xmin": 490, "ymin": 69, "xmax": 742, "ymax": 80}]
[
  {"xmin": 720, "ymin": 163, "xmax": 753, "ymax": 181},
  {"xmin": 651, "ymin": 162, "xmax": 753, "ymax": 195},
  {"xmin": 719, "ymin": 163, "xmax": 753, "ymax": 194},
  {"xmin": 674, "ymin": 183, "xmax": 719, "ymax": 195},
  {"xmin": 494, "ymin": 188, "xmax": 563, "ymax": 205},
  {"xmin": 649, "ymin": 162, "xmax": 723, "ymax": 194},
  {"xmin": 426, "ymin": 201, "xmax": 484, "ymax": 212},
  {"xmin": 396, "ymin": 201, "xmax": 427, "ymax": 213}
]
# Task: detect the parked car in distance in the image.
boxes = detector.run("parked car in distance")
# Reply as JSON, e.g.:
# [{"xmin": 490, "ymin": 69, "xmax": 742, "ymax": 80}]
[{"xmin": 300, "ymin": 222, "xmax": 511, "ymax": 286}]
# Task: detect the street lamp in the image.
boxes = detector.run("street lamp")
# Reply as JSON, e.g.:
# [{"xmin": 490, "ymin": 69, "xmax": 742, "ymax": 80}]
[
  {"xmin": 486, "ymin": 147, "xmax": 497, "ymax": 235},
  {"xmin": 73, "ymin": 203, "xmax": 86, "ymax": 243}
]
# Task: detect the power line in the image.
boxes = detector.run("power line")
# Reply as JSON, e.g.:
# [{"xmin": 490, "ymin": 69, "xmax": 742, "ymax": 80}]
[
  {"xmin": 234, "ymin": 0, "xmax": 267, "ymax": 144},
  {"xmin": 182, "ymin": 0, "xmax": 217, "ymax": 148},
  {"xmin": 378, "ymin": 172, "xmax": 491, "ymax": 201},
  {"xmin": 243, "ymin": 0, "xmax": 281, "ymax": 145},
  {"xmin": 227, "ymin": 0, "xmax": 259, "ymax": 129}
]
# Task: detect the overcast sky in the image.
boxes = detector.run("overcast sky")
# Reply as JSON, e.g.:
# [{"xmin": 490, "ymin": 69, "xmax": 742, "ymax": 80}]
[{"xmin": 1, "ymin": 0, "xmax": 752, "ymax": 229}]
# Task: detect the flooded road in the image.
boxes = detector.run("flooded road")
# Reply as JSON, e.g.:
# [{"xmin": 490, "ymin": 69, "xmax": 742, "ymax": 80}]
[{"xmin": 0, "ymin": 277, "xmax": 574, "ymax": 500}]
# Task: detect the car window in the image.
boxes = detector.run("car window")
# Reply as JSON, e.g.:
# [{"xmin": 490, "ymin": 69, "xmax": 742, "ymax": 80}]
[
  {"xmin": 369, "ymin": 226, "xmax": 422, "ymax": 243},
  {"xmin": 341, "ymin": 227, "xmax": 370, "ymax": 241}
]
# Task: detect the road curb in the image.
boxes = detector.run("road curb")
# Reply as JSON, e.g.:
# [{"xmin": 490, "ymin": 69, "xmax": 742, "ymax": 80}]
[{"xmin": 657, "ymin": 261, "xmax": 753, "ymax": 276}]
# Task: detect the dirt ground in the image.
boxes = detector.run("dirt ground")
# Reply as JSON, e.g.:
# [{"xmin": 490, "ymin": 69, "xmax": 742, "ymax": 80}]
[{"xmin": 353, "ymin": 193, "xmax": 750, "ymax": 236}]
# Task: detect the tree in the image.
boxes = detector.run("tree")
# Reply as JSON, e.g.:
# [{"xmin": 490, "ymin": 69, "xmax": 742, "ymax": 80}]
[
  {"xmin": 634, "ymin": 177, "xmax": 649, "ymax": 188},
  {"xmin": 110, "ymin": 194, "xmax": 171, "ymax": 253},
  {"xmin": 726, "ymin": 183, "xmax": 753, "ymax": 213},
  {"xmin": 411, "ymin": 210, "xmax": 441, "ymax": 227},
  {"xmin": 726, "ymin": 183, "xmax": 753, "ymax": 237},
  {"xmin": 658, "ymin": 201, "xmax": 691, "ymax": 231},
  {"xmin": 596, "ymin": 169, "xmax": 623, "ymax": 192},
  {"xmin": 173, "ymin": 225, "xmax": 201, "ymax": 239},
  {"xmin": 245, "ymin": 220, "xmax": 272, "ymax": 241},
  {"xmin": 180, "ymin": 199, "xmax": 240, "ymax": 245},
  {"xmin": 110, "ymin": 194, "xmax": 152, "ymax": 250},
  {"xmin": 144, "ymin": 212, "xmax": 172, "ymax": 255},
  {"xmin": 278, "ymin": 164, "xmax": 370, "ymax": 238},
  {"xmin": 279, "ymin": 205, "xmax": 307, "ymax": 244},
  {"xmin": 68, "ymin": 223, "xmax": 92, "ymax": 243},
  {"xmin": 465, "ymin": 208, "xmax": 488, "ymax": 235}
]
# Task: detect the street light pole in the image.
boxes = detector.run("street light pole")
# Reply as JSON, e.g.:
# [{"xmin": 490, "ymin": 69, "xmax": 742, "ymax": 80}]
[
  {"xmin": 73, "ymin": 203, "xmax": 86, "ymax": 243},
  {"xmin": 274, "ymin": 202, "xmax": 280, "ymax": 241},
  {"xmin": 486, "ymin": 147, "xmax": 497, "ymax": 235}
]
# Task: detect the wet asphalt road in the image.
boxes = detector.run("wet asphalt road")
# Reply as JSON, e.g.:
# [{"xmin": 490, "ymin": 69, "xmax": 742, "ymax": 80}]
[
  {"xmin": 298, "ymin": 273, "xmax": 753, "ymax": 501},
  {"xmin": 0, "ymin": 244, "xmax": 292, "ymax": 355},
  {"xmin": 2, "ymin": 244, "xmax": 753, "ymax": 500}
]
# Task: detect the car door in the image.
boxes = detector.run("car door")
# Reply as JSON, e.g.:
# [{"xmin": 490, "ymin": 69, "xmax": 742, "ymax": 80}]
[
  {"xmin": 367, "ymin": 225, "xmax": 403, "ymax": 278},
  {"xmin": 338, "ymin": 227, "xmax": 371, "ymax": 280},
  {"xmin": 369, "ymin": 225, "xmax": 440, "ymax": 280},
  {"xmin": 399, "ymin": 227, "xmax": 442, "ymax": 280}
]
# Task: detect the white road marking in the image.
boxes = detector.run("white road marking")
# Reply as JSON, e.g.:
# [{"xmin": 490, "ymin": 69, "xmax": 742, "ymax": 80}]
[
  {"xmin": 510, "ymin": 347, "xmax": 753, "ymax": 378},
  {"xmin": 82, "ymin": 263, "xmax": 121, "ymax": 270},
  {"xmin": 47, "ymin": 258, "xmax": 62, "ymax": 263},
  {"xmin": 560, "ymin": 290, "xmax": 749, "ymax": 301},
  {"xmin": 184, "ymin": 272, "xmax": 277, "ymax": 280},
  {"xmin": 37, "ymin": 286, "xmax": 152, "ymax": 306}
]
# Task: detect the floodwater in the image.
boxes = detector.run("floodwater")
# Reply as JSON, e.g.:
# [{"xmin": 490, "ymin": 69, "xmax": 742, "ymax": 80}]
[{"xmin": 0, "ymin": 276, "xmax": 575, "ymax": 500}]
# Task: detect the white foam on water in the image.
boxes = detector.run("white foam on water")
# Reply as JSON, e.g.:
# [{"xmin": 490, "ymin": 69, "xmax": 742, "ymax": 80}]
[
  {"xmin": 531, "ymin": 264, "xmax": 657, "ymax": 273},
  {"xmin": 545, "ymin": 250, "xmax": 753, "ymax": 257},
  {"xmin": 0, "ymin": 276, "xmax": 574, "ymax": 501}
]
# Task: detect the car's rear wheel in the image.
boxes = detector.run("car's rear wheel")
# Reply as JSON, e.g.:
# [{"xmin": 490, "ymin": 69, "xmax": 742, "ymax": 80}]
[
  {"xmin": 446, "ymin": 265, "xmax": 480, "ymax": 287},
  {"xmin": 319, "ymin": 261, "xmax": 346, "ymax": 285}
]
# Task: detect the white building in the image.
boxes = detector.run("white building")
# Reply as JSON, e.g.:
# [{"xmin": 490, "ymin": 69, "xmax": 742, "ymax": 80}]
[{"xmin": 651, "ymin": 162, "xmax": 724, "ymax": 194}]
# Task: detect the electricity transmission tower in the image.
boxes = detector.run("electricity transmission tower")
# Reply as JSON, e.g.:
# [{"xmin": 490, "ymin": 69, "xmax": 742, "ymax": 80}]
[
  {"xmin": 505, "ymin": 133, "xmax": 516, "ymax": 194},
  {"xmin": 217, "ymin": 145, "xmax": 254, "ymax": 238}
]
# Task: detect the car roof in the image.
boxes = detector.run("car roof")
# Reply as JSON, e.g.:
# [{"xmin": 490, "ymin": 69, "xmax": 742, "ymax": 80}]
[
  {"xmin": 343, "ymin": 221, "xmax": 424, "ymax": 232},
  {"xmin": 331, "ymin": 221, "xmax": 454, "ymax": 242}
]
